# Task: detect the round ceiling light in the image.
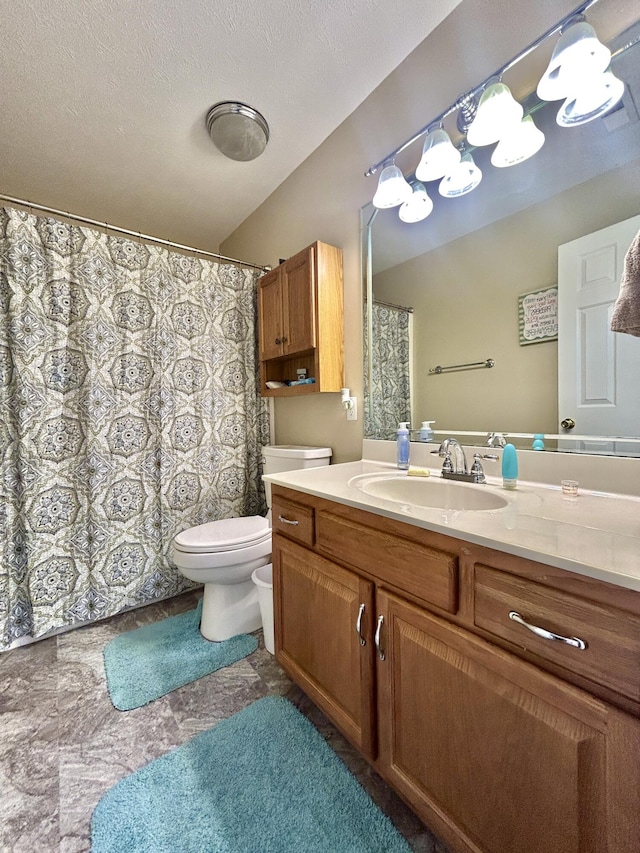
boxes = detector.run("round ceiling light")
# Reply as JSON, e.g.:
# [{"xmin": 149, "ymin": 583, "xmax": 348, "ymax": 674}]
[{"xmin": 205, "ymin": 101, "xmax": 270, "ymax": 162}]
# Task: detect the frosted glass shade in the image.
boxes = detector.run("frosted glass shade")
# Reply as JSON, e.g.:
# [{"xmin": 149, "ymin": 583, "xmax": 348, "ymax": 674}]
[
  {"xmin": 398, "ymin": 182, "xmax": 433, "ymax": 223},
  {"xmin": 466, "ymin": 82, "xmax": 524, "ymax": 146},
  {"xmin": 557, "ymin": 71, "xmax": 624, "ymax": 126},
  {"xmin": 537, "ymin": 20, "xmax": 611, "ymax": 102},
  {"xmin": 415, "ymin": 128, "xmax": 461, "ymax": 182},
  {"xmin": 491, "ymin": 115, "xmax": 545, "ymax": 167},
  {"xmin": 438, "ymin": 153, "xmax": 482, "ymax": 197},
  {"xmin": 372, "ymin": 162, "xmax": 413, "ymax": 208}
]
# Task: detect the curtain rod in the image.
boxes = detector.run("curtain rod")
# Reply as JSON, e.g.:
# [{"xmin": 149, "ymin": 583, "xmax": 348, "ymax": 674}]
[
  {"xmin": 366, "ymin": 297, "xmax": 414, "ymax": 313},
  {"xmin": 0, "ymin": 193, "xmax": 270, "ymax": 272}
]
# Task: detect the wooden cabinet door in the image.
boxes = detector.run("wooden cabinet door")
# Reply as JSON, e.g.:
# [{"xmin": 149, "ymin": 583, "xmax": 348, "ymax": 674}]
[
  {"xmin": 273, "ymin": 535, "xmax": 376, "ymax": 758},
  {"xmin": 282, "ymin": 245, "xmax": 316, "ymax": 355},
  {"xmin": 257, "ymin": 267, "xmax": 283, "ymax": 360},
  {"xmin": 376, "ymin": 590, "xmax": 639, "ymax": 853}
]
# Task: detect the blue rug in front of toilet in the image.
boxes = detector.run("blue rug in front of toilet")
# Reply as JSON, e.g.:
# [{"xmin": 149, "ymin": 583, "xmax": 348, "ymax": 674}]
[
  {"xmin": 91, "ymin": 695, "xmax": 411, "ymax": 853},
  {"xmin": 103, "ymin": 600, "xmax": 258, "ymax": 711}
]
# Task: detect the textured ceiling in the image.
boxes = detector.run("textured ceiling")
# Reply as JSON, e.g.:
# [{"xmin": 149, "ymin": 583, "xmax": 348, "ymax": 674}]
[{"xmin": 0, "ymin": 0, "xmax": 462, "ymax": 255}]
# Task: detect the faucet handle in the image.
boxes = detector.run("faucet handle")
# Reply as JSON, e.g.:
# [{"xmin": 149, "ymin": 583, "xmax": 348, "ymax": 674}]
[
  {"xmin": 470, "ymin": 453, "xmax": 486, "ymax": 484},
  {"xmin": 441, "ymin": 451, "xmax": 454, "ymax": 473},
  {"xmin": 487, "ymin": 432, "xmax": 507, "ymax": 448}
]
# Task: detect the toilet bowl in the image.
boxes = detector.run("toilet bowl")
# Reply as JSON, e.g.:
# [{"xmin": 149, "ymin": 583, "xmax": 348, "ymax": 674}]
[
  {"xmin": 172, "ymin": 445, "xmax": 332, "ymax": 642},
  {"xmin": 172, "ymin": 516, "xmax": 271, "ymax": 642}
]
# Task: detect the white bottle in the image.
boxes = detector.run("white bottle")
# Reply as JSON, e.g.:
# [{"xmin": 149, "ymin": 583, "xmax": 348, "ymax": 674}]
[{"xmin": 419, "ymin": 420, "xmax": 435, "ymax": 442}]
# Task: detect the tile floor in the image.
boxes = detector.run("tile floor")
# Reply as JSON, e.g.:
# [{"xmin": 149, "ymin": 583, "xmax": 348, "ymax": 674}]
[{"xmin": 0, "ymin": 590, "xmax": 451, "ymax": 852}]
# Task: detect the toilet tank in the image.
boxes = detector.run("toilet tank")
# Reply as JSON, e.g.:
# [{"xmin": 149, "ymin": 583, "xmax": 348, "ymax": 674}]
[{"xmin": 262, "ymin": 445, "xmax": 332, "ymax": 506}]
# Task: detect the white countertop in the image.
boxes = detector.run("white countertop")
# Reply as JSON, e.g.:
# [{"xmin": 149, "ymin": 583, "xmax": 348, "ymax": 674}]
[{"xmin": 264, "ymin": 458, "xmax": 640, "ymax": 593}]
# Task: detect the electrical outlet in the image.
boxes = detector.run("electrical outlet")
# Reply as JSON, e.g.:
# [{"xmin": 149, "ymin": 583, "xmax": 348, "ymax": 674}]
[{"xmin": 346, "ymin": 397, "xmax": 358, "ymax": 421}]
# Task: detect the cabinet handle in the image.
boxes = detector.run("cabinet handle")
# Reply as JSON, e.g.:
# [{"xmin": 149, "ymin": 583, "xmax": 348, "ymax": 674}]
[
  {"xmin": 275, "ymin": 337, "xmax": 282, "ymax": 345},
  {"xmin": 277, "ymin": 515, "xmax": 299, "ymax": 526},
  {"xmin": 356, "ymin": 603, "xmax": 366, "ymax": 646},
  {"xmin": 281, "ymin": 335, "xmax": 287, "ymax": 343},
  {"xmin": 375, "ymin": 615, "xmax": 385, "ymax": 661},
  {"xmin": 508, "ymin": 611, "xmax": 587, "ymax": 650}
]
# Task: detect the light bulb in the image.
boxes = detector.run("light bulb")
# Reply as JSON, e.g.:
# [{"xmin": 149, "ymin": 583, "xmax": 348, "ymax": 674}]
[
  {"xmin": 491, "ymin": 115, "xmax": 545, "ymax": 167},
  {"xmin": 466, "ymin": 82, "xmax": 523, "ymax": 146},
  {"xmin": 398, "ymin": 182, "xmax": 433, "ymax": 223},
  {"xmin": 439, "ymin": 153, "xmax": 482, "ymax": 197},
  {"xmin": 415, "ymin": 127, "xmax": 461, "ymax": 182},
  {"xmin": 372, "ymin": 162, "xmax": 413, "ymax": 209}
]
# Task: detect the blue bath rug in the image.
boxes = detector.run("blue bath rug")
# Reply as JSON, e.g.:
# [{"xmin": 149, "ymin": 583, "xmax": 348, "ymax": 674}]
[
  {"xmin": 91, "ymin": 695, "xmax": 410, "ymax": 853},
  {"xmin": 103, "ymin": 600, "xmax": 258, "ymax": 711}
]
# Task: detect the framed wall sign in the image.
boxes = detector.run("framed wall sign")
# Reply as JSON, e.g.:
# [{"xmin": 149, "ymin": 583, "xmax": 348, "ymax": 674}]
[{"xmin": 518, "ymin": 286, "xmax": 558, "ymax": 345}]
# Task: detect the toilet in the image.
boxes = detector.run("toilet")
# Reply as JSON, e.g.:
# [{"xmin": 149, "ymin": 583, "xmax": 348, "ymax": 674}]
[{"xmin": 172, "ymin": 445, "xmax": 332, "ymax": 642}]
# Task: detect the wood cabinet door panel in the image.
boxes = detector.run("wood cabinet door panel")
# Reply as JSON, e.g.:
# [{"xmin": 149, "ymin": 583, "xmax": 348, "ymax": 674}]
[
  {"xmin": 377, "ymin": 591, "xmax": 609, "ymax": 853},
  {"xmin": 274, "ymin": 537, "xmax": 376, "ymax": 757},
  {"xmin": 283, "ymin": 246, "xmax": 316, "ymax": 355},
  {"xmin": 258, "ymin": 267, "xmax": 283, "ymax": 360}
]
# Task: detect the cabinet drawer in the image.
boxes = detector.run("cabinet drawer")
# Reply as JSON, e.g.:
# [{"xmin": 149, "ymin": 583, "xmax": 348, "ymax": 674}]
[
  {"xmin": 474, "ymin": 564, "xmax": 640, "ymax": 703},
  {"xmin": 271, "ymin": 496, "xmax": 315, "ymax": 547},
  {"xmin": 316, "ymin": 510, "xmax": 458, "ymax": 613}
]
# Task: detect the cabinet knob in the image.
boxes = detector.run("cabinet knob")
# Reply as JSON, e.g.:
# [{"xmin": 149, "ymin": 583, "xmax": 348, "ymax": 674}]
[
  {"xmin": 281, "ymin": 335, "xmax": 287, "ymax": 343},
  {"xmin": 275, "ymin": 337, "xmax": 281, "ymax": 345}
]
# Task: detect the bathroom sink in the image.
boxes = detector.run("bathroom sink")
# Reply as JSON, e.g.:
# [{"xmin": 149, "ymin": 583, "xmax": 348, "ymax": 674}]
[{"xmin": 350, "ymin": 473, "xmax": 509, "ymax": 511}]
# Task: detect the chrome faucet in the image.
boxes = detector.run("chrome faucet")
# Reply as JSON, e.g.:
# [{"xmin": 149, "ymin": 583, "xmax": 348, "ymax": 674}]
[
  {"xmin": 437, "ymin": 438, "xmax": 487, "ymax": 484},
  {"xmin": 438, "ymin": 438, "xmax": 468, "ymax": 475}
]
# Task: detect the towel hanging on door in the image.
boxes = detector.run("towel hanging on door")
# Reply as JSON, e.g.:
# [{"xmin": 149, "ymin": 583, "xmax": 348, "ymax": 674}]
[{"xmin": 611, "ymin": 228, "xmax": 640, "ymax": 336}]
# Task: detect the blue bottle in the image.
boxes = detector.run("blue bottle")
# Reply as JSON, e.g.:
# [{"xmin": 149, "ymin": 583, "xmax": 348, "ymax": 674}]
[
  {"xmin": 532, "ymin": 434, "xmax": 545, "ymax": 451},
  {"xmin": 397, "ymin": 422, "xmax": 410, "ymax": 470},
  {"xmin": 502, "ymin": 443, "xmax": 518, "ymax": 490}
]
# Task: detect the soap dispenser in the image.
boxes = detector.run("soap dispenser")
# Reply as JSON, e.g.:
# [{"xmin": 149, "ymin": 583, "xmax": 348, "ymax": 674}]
[
  {"xmin": 502, "ymin": 443, "xmax": 518, "ymax": 490},
  {"xmin": 397, "ymin": 422, "xmax": 410, "ymax": 470},
  {"xmin": 419, "ymin": 420, "xmax": 435, "ymax": 442}
]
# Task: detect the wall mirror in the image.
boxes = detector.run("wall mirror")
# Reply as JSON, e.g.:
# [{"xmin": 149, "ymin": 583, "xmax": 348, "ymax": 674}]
[{"xmin": 363, "ymin": 17, "xmax": 640, "ymax": 456}]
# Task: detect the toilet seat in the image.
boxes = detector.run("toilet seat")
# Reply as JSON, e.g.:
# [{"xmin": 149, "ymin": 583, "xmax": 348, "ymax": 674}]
[{"xmin": 173, "ymin": 516, "xmax": 270, "ymax": 554}]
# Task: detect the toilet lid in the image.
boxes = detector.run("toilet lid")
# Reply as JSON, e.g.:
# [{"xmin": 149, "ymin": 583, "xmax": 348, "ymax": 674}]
[{"xmin": 174, "ymin": 516, "xmax": 270, "ymax": 554}]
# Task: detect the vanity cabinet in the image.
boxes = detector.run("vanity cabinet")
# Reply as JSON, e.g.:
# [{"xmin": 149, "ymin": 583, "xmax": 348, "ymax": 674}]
[
  {"xmin": 257, "ymin": 241, "xmax": 343, "ymax": 396},
  {"xmin": 271, "ymin": 485, "xmax": 640, "ymax": 853}
]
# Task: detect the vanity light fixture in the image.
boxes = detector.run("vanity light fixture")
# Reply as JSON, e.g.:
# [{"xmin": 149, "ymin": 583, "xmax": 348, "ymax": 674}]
[
  {"xmin": 439, "ymin": 152, "xmax": 483, "ymax": 197},
  {"xmin": 399, "ymin": 182, "xmax": 434, "ymax": 222},
  {"xmin": 491, "ymin": 114, "xmax": 546, "ymax": 167},
  {"xmin": 365, "ymin": 0, "xmax": 632, "ymax": 224},
  {"xmin": 372, "ymin": 160, "xmax": 413, "ymax": 209},
  {"xmin": 415, "ymin": 126, "xmax": 461, "ymax": 182}
]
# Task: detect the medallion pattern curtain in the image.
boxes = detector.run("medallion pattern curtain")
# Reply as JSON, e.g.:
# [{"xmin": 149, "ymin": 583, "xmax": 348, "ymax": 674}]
[
  {"xmin": 363, "ymin": 301, "xmax": 412, "ymax": 439},
  {"xmin": 0, "ymin": 207, "xmax": 269, "ymax": 651}
]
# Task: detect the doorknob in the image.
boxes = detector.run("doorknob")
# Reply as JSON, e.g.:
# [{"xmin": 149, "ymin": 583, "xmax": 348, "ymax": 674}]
[{"xmin": 561, "ymin": 418, "xmax": 576, "ymax": 430}]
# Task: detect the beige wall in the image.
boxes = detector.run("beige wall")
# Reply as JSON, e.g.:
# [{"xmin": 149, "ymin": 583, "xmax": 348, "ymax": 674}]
[
  {"xmin": 220, "ymin": 0, "xmax": 635, "ymax": 463},
  {"xmin": 373, "ymin": 163, "xmax": 640, "ymax": 435}
]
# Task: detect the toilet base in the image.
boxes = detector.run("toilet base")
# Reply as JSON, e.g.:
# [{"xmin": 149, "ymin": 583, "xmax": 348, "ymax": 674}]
[{"xmin": 200, "ymin": 572, "xmax": 265, "ymax": 642}]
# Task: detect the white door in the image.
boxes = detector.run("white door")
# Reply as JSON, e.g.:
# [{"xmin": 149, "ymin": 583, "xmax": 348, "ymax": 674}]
[{"xmin": 558, "ymin": 214, "xmax": 640, "ymax": 455}]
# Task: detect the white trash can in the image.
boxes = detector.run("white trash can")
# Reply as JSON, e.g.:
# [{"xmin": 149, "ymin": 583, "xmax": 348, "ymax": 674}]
[{"xmin": 251, "ymin": 563, "xmax": 274, "ymax": 654}]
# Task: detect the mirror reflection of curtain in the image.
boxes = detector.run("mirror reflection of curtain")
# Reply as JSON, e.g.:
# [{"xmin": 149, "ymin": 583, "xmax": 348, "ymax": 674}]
[
  {"xmin": 363, "ymin": 301, "xmax": 412, "ymax": 438},
  {"xmin": 0, "ymin": 206, "xmax": 269, "ymax": 651}
]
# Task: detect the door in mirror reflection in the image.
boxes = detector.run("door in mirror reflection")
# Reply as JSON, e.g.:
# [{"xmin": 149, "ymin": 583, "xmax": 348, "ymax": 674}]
[{"xmin": 559, "ymin": 214, "xmax": 640, "ymax": 455}]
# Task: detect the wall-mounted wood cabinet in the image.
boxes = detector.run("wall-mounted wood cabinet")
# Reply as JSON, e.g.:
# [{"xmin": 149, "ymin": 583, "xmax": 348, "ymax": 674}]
[
  {"xmin": 257, "ymin": 241, "xmax": 343, "ymax": 397},
  {"xmin": 271, "ymin": 485, "xmax": 640, "ymax": 853}
]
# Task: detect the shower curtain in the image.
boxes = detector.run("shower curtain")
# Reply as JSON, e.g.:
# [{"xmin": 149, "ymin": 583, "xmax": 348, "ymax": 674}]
[
  {"xmin": 0, "ymin": 206, "xmax": 269, "ymax": 651},
  {"xmin": 364, "ymin": 301, "xmax": 412, "ymax": 439}
]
